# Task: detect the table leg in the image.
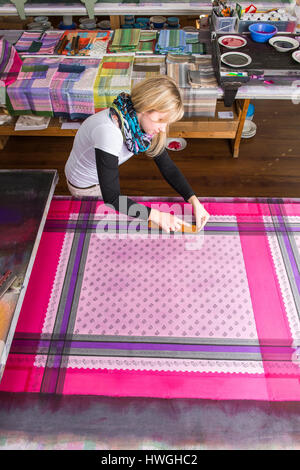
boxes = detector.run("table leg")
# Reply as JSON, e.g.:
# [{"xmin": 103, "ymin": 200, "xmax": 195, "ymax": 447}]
[
  {"xmin": 0, "ymin": 136, "xmax": 9, "ymax": 150},
  {"xmin": 231, "ymin": 99, "xmax": 250, "ymax": 159}
]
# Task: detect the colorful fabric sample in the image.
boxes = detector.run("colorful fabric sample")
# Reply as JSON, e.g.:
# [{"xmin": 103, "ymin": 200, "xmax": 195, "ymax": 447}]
[
  {"xmin": 50, "ymin": 58, "xmax": 101, "ymax": 119},
  {"xmin": 167, "ymin": 54, "xmax": 218, "ymax": 117},
  {"xmin": 6, "ymin": 57, "xmax": 61, "ymax": 116},
  {"xmin": 155, "ymin": 29, "xmax": 186, "ymax": 55},
  {"xmin": 93, "ymin": 55, "xmax": 134, "ymax": 111},
  {"xmin": 60, "ymin": 30, "xmax": 111, "ymax": 57},
  {"xmin": 155, "ymin": 30, "xmax": 206, "ymax": 56},
  {"xmin": 14, "ymin": 31, "xmax": 42, "ymax": 53},
  {"xmin": 109, "ymin": 29, "xmax": 141, "ymax": 53}
]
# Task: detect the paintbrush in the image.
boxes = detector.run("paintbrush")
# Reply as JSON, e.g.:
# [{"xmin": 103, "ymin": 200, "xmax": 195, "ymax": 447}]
[{"xmin": 74, "ymin": 35, "xmax": 80, "ymax": 55}]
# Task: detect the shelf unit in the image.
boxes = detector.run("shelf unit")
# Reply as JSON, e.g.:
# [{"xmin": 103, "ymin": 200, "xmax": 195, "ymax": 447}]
[
  {"xmin": 0, "ymin": 2, "xmax": 257, "ymax": 157},
  {"xmin": 0, "ymin": 100, "xmax": 250, "ymax": 157}
]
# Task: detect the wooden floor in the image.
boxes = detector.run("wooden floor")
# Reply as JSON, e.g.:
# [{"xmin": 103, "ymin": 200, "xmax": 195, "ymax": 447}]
[{"xmin": 0, "ymin": 99, "xmax": 300, "ymax": 198}]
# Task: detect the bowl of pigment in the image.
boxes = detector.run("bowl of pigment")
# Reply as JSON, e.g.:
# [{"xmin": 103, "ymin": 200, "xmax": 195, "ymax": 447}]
[{"xmin": 248, "ymin": 23, "xmax": 278, "ymax": 43}]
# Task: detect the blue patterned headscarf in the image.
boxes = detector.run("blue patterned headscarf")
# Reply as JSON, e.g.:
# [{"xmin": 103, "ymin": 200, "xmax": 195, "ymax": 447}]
[{"xmin": 109, "ymin": 93, "xmax": 152, "ymax": 155}]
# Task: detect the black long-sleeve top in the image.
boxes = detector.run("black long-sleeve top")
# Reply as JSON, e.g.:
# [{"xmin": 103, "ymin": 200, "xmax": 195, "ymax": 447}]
[{"xmin": 95, "ymin": 147, "xmax": 195, "ymax": 220}]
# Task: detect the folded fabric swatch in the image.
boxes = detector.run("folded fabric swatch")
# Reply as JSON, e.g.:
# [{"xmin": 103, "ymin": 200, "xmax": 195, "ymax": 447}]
[
  {"xmin": 136, "ymin": 30, "xmax": 157, "ymax": 54},
  {"xmin": 14, "ymin": 32, "xmax": 42, "ymax": 52},
  {"xmin": 14, "ymin": 114, "xmax": 51, "ymax": 131},
  {"xmin": 61, "ymin": 31, "xmax": 111, "ymax": 56},
  {"xmin": 7, "ymin": 57, "xmax": 61, "ymax": 116},
  {"xmin": 58, "ymin": 64, "xmax": 86, "ymax": 73},
  {"xmin": 15, "ymin": 31, "xmax": 63, "ymax": 55},
  {"xmin": 156, "ymin": 31, "xmax": 205, "ymax": 55},
  {"xmin": 110, "ymin": 29, "xmax": 141, "ymax": 52},
  {"xmin": 166, "ymin": 54, "xmax": 217, "ymax": 117},
  {"xmin": 156, "ymin": 30, "xmax": 186, "ymax": 55},
  {"xmin": 139, "ymin": 31, "xmax": 157, "ymax": 42}
]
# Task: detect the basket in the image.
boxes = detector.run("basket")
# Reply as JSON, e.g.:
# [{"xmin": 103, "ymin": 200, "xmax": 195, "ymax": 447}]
[{"xmin": 212, "ymin": 11, "xmax": 237, "ymax": 33}]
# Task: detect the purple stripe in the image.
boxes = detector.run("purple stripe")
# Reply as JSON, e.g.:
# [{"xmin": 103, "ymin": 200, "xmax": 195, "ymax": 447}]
[
  {"xmin": 45, "ymin": 220, "xmax": 295, "ymax": 233},
  {"xmin": 69, "ymin": 341, "xmax": 295, "ymax": 355},
  {"xmin": 11, "ymin": 338, "xmax": 295, "ymax": 356},
  {"xmin": 60, "ymin": 203, "xmax": 91, "ymax": 334},
  {"xmin": 70, "ymin": 341, "xmax": 260, "ymax": 353}
]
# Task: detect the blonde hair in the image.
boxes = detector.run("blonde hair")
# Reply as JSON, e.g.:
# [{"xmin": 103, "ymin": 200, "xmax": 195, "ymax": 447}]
[{"xmin": 130, "ymin": 75, "xmax": 184, "ymax": 158}]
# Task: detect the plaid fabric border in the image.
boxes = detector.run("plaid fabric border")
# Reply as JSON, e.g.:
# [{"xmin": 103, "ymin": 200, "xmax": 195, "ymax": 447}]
[
  {"xmin": 156, "ymin": 29, "xmax": 186, "ymax": 55},
  {"xmin": 14, "ymin": 31, "xmax": 42, "ymax": 53}
]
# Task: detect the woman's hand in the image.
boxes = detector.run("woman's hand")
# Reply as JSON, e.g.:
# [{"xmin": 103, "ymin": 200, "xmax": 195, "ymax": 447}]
[
  {"xmin": 188, "ymin": 195, "xmax": 210, "ymax": 232},
  {"xmin": 148, "ymin": 208, "xmax": 191, "ymax": 233}
]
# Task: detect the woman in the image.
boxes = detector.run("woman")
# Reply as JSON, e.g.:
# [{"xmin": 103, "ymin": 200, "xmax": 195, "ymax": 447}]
[{"xmin": 65, "ymin": 75, "xmax": 209, "ymax": 233}]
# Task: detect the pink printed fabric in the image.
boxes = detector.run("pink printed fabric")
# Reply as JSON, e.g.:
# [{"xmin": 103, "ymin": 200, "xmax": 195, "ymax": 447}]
[{"xmin": 1, "ymin": 196, "xmax": 300, "ymax": 400}]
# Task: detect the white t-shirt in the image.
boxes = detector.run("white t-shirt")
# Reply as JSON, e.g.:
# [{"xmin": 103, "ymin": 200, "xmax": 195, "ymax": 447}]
[{"xmin": 65, "ymin": 109, "xmax": 133, "ymax": 188}]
